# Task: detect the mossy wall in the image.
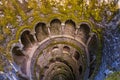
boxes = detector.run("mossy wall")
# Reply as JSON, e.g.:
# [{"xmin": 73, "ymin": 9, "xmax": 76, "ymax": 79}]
[
  {"xmin": 105, "ymin": 72, "xmax": 120, "ymax": 80},
  {"xmin": 0, "ymin": 0, "xmax": 118, "ymax": 72}
]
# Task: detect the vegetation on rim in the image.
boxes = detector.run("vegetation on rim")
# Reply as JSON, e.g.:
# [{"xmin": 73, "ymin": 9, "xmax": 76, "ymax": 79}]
[{"xmin": 0, "ymin": 0, "xmax": 119, "ymax": 73}]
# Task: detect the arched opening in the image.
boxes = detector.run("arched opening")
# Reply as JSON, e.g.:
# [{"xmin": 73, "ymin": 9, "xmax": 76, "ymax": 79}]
[
  {"xmin": 12, "ymin": 46, "xmax": 26, "ymax": 66},
  {"xmin": 49, "ymin": 58, "xmax": 55, "ymax": 63},
  {"xmin": 79, "ymin": 24, "xmax": 90, "ymax": 35},
  {"xmin": 21, "ymin": 30, "xmax": 35, "ymax": 49},
  {"xmin": 35, "ymin": 22, "xmax": 48, "ymax": 42},
  {"xmin": 50, "ymin": 19, "xmax": 61, "ymax": 26},
  {"xmin": 50, "ymin": 18, "xmax": 61, "ymax": 35},
  {"xmin": 88, "ymin": 34, "xmax": 98, "ymax": 51},
  {"xmin": 88, "ymin": 34, "xmax": 98, "ymax": 63},
  {"xmin": 52, "ymin": 46, "xmax": 59, "ymax": 50},
  {"xmin": 88, "ymin": 34, "xmax": 97, "ymax": 78},
  {"xmin": 12, "ymin": 46, "xmax": 24, "ymax": 56},
  {"xmin": 63, "ymin": 46, "xmax": 70, "ymax": 53},
  {"xmin": 65, "ymin": 19, "xmax": 76, "ymax": 27},
  {"xmin": 77, "ymin": 23, "xmax": 91, "ymax": 43},
  {"xmin": 51, "ymin": 46, "xmax": 59, "ymax": 56},
  {"xmin": 73, "ymin": 51, "xmax": 80, "ymax": 61},
  {"xmin": 64, "ymin": 19, "xmax": 76, "ymax": 36}
]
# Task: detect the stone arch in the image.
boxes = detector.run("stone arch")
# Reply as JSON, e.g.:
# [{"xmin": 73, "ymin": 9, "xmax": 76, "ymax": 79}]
[
  {"xmin": 79, "ymin": 23, "xmax": 91, "ymax": 35},
  {"xmin": 65, "ymin": 19, "xmax": 76, "ymax": 27},
  {"xmin": 87, "ymin": 34, "xmax": 98, "ymax": 57},
  {"xmin": 35, "ymin": 22, "xmax": 49, "ymax": 42},
  {"xmin": 77, "ymin": 23, "xmax": 91, "ymax": 43},
  {"xmin": 20, "ymin": 30, "xmax": 35, "ymax": 49},
  {"xmin": 87, "ymin": 34, "xmax": 98, "ymax": 49},
  {"xmin": 9, "ymin": 19, "xmax": 99, "ymax": 80},
  {"xmin": 63, "ymin": 46, "xmax": 70, "ymax": 53},
  {"xmin": 87, "ymin": 34, "xmax": 98, "ymax": 77},
  {"xmin": 73, "ymin": 51, "xmax": 80, "ymax": 61},
  {"xmin": 12, "ymin": 46, "xmax": 25, "ymax": 65},
  {"xmin": 12, "ymin": 46, "xmax": 24, "ymax": 56},
  {"xmin": 64, "ymin": 19, "xmax": 76, "ymax": 36},
  {"xmin": 50, "ymin": 18, "xmax": 61, "ymax": 35}
]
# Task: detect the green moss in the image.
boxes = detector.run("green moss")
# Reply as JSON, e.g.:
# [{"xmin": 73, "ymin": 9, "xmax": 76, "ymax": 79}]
[
  {"xmin": 106, "ymin": 72, "xmax": 120, "ymax": 80},
  {"xmin": 3, "ymin": 27, "xmax": 11, "ymax": 35},
  {"xmin": 90, "ymin": 38, "xmax": 103, "ymax": 79},
  {"xmin": 1, "ymin": 0, "xmax": 117, "ymax": 28},
  {"xmin": 11, "ymin": 0, "xmax": 27, "ymax": 20},
  {"xmin": 16, "ymin": 26, "xmax": 32, "ymax": 40},
  {"xmin": 0, "ymin": 46, "xmax": 5, "ymax": 53},
  {"xmin": 89, "ymin": 26, "xmax": 103, "ymax": 79},
  {"xmin": 0, "ymin": 0, "xmax": 118, "ymax": 75},
  {"xmin": 5, "ymin": 40, "xmax": 19, "ymax": 61},
  {"xmin": 78, "ymin": 20, "xmax": 94, "ymax": 28},
  {"xmin": 6, "ymin": 40, "xmax": 19, "ymax": 54},
  {"xmin": 0, "ymin": 34, "xmax": 4, "ymax": 42}
]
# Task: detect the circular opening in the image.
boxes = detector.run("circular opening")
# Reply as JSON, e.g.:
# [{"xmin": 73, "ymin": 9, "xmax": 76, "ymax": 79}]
[
  {"xmin": 55, "ymin": 58, "xmax": 74, "ymax": 73},
  {"xmin": 52, "ymin": 46, "xmax": 59, "ymax": 50},
  {"xmin": 63, "ymin": 46, "xmax": 70, "ymax": 53},
  {"xmin": 73, "ymin": 51, "xmax": 80, "ymax": 61}
]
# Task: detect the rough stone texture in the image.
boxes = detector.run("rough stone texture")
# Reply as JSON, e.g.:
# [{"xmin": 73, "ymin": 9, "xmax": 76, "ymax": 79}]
[
  {"xmin": 0, "ymin": 72, "xmax": 6, "ymax": 80},
  {"xmin": 4, "ymin": 19, "xmax": 98, "ymax": 80},
  {"xmin": 0, "ymin": 1, "xmax": 120, "ymax": 80},
  {"xmin": 94, "ymin": 10, "xmax": 120, "ymax": 80}
]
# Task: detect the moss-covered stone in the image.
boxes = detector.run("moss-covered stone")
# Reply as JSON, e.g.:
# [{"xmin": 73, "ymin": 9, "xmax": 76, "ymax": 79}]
[
  {"xmin": 105, "ymin": 72, "xmax": 120, "ymax": 80},
  {"xmin": 0, "ymin": 0, "xmax": 118, "ymax": 75}
]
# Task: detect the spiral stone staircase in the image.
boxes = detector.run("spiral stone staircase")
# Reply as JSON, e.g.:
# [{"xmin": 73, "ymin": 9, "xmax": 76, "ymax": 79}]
[{"xmin": 11, "ymin": 19, "xmax": 98, "ymax": 80}]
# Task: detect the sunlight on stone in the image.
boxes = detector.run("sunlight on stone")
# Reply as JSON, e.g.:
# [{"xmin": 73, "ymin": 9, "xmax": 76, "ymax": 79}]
[
  {"xmin": 18, "ymin": 0, "xmax": 23, "ymax": 3},
  {"xmin": 49, "ymin": 0, "xmax": 66, "ymax": 6},
  {"xmin": 0, "ymin": 0, "xmax": 120, "ymax": 80},
  {"xmin": 118, "ymin": 0, "xmax": 120, "ymax": 8}
]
